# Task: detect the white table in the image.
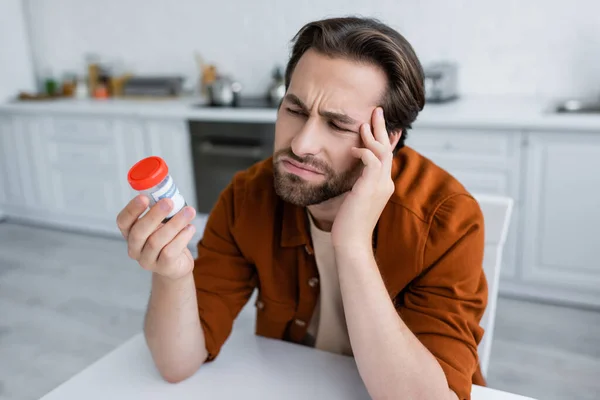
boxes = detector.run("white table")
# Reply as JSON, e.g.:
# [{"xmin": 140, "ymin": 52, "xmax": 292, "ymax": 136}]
[{"xmin": 40, "ymin": 306, "xmax": 537, "ymax": 400}]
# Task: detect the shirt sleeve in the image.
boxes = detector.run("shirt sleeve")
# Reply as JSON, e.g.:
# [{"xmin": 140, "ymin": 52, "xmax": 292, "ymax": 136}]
[
  {"xmin": 193, "ymin": 182, "xmax": 257, "ymax": 361},
  {"xmin": 397, "ymin": 194, "xmax": 487, "ymax": 400}
]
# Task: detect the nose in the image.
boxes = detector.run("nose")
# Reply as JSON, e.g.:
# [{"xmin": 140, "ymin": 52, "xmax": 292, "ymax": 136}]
[{"xmin": 290, "ymin": 118, "xmax": 323, "ymax": 157}]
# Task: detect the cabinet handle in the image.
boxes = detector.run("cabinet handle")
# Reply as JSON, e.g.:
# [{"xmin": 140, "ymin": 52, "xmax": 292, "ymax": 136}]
[{"xmin": 197, "ymin": 142, "xmax": 264, "ymax": 159}]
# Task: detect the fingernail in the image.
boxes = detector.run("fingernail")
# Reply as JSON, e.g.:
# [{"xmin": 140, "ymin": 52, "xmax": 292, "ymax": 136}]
[
  {"xmin": 160, "ymin": 199, "xmax": 172, "ymax": 211},
  {"xmin": 378, "ymin": 108, "xmax": 384, "ymax": 116},
  {"xmin": 183, "ymin": 207, "xmax": 194, "ymax": 218},
  {"xmin": 135, "ymin": 196, "xmax": 146, "ymax": 207},
  {"xmin": 187, "ymin": 224, "xmax": 196, "ymax": 232}
]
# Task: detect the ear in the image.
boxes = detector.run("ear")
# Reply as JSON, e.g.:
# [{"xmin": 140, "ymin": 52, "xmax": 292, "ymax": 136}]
[{"xmin": 389, "ymin": 129, "xmax": 402, "ymax": 149}]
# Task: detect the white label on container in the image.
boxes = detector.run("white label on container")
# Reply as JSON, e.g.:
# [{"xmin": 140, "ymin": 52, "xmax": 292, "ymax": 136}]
[
  {"xmin": 151, "ymin": 175, "xmax": 186, "ymax": 218},
  {"xmin": 151, "ymin": 176, "xmax": 174, "ymax": 203}
]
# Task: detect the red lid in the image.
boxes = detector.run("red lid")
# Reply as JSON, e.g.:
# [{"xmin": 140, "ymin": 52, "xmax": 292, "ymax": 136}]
[{"xmin": 127, "ymin": 156, "xmax": 169, "ymax": 191}]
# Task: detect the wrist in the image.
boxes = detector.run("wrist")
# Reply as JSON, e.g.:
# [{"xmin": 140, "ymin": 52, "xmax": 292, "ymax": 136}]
[
  {"xmin": 333, "ymin": 233, "xmax": 372, "ymax": 251},
  {"xmin": 153, "ymin": 270, "xmax": 194, "ymax": 286},
  {"xmin": 333, "ymin": 240, "xmax": 373, "ymax": 260}
]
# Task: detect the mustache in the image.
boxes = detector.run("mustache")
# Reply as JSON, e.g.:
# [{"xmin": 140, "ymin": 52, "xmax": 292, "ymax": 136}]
[{"xmin": 274, "ymin": 149, "xmax": 331, "ymax": 174}]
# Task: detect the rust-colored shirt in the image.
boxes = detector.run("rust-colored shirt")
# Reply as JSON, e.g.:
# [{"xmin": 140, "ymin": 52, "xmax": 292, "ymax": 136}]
[{"xmin": 193, "ymin": 146, "xmax": 487, "ymax": 400}]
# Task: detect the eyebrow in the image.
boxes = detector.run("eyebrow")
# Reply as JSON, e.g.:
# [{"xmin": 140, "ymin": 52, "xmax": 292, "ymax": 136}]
[{"xmin": 284, "ymin": 93, "xmax": 359, "ymax": 126}]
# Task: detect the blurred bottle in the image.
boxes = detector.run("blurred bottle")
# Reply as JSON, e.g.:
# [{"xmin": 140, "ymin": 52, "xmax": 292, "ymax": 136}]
[
  {"xmin": 86, "ymin": 53, "xmax": 100, "ymax": 96},
  {"xmin": 194, "ymin": 51, "xmax": 217, "ymax": 98},
  {"xmin": 43, "ymin": 68, "xmax": 58, "ymax": 96},
  {"xmin": 61, "ymin": 72, "xmax": 77, "ymax": 97},
  {"xmin": 75, "ymin": 76, "xmax": 89, "ymax": 99},
  {"xmin": 93, "ymin": 83, "xmax": 109, "ymax": 99}
]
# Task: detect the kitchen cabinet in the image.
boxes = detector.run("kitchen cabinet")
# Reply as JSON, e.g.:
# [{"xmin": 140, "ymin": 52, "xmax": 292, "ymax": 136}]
[
  {"xmin": 2, "ymin": 114, "xmax": 196, "ymax": 235},
  {"xmin": 34, "ymin": 115, "xmax": 119, "ymax": 215},
  {"xmin": 143, "ymin": 119, "xmax": 197, "ymax": 210},
  {"xmin": 409, "ymin": 127, "xmax": 522, "ymax": 280},
  {"xmin": 513, "ymin": 131, "xmax": 600, "ymax": 307},
  {"xmin": 0, "ymin": 115, "xmax": 45, "ymax": 214},
  {"xmin": 112, "ymin": 119, "xmax": 152, "ymax": 209},
  {"xmin": 0, "ymin": 116, "xmax": 17, "ymax": 208},
  {"xmin": 0, "ymin": 118, "xmax": 7, "ymax": 200},
  {"xmin": 0, "ymin": 113, "xmax": 172, "ymax": 235},
  {"xmin": 35, "ymin": 116, "xmax": 148, "ymax": 235},
  {"xmin": 0, "ymin": 0, "xmax": 36, "ymax": 218},
  {"xmin": 0, "ymin": 117, "xmax": 7, "ymax": 218}
]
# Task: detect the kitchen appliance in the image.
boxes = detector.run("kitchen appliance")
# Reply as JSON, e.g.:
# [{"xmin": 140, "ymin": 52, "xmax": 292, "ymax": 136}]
[
  {"xmin": 207, "ymin": 75, "xmax": 242, "ymax": 106},
  {"xmin": 423, "ymin": 62, "xmax": 459, "ymax": 103},
  {"xmin": 188, "ymin": 120, "xmax": 275, "ymax": 213},
  {"xmin": 552, "ymin": 97, "xmax": 600, "ymax": 114},
  {"xmin": 193, "ymin": 95, "xmax": 279, "ymax": 109},
  {"xmin": 266, "ymin": 65, "xmax": 286, "ymax": 106},
  {"xmin": 122, "ymin": 76, "xmax": 184, "ymax": 97}
]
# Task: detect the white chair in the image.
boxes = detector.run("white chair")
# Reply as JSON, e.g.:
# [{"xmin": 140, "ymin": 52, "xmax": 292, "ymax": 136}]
[{"xmin": 473, "ymin": 194, "xmax": 514, "ymax": 378}]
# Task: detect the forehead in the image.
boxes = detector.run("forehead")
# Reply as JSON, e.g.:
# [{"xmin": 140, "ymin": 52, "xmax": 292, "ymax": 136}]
[{"xmin": 288, "ymin": 49, "xmax": 387, "ymax": 114}]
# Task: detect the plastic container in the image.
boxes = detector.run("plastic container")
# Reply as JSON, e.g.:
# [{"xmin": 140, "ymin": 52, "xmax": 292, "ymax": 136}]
[{"xmin": 127, "ymin": 156, "xmax": 186, "ymax": 221}]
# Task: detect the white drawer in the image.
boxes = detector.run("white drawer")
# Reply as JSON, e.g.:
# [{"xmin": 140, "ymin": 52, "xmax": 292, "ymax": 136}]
[
  {"xmin": 436, "ymin": 161, "xmax": 521, "ymax": 201},
  {"xmin": 449, "ymin": 169, "xmax": 510, "ymax": 196},
  {"xmin": 409, "ymin": 128, "xmax": 516, "ymax": 164},
  {"xmin": 48, "ymin": 141, "xmax": 117, "ymax": 169},
  {"xmin": 50, "ymin": 169, "xmax": 120, "ymax": 216},
  {"xmin": 50, "ymin": 117, "xmax": 114, "ymax": 144}
]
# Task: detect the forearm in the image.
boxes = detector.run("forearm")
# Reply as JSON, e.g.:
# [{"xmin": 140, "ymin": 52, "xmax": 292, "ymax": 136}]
[
  {"xmin": 336, "ymin": 246, "xmax": 455, "ymax": 400},
  {"xmin": 144, "ymin": 272, "xmax": 208, "ymax": 383}
]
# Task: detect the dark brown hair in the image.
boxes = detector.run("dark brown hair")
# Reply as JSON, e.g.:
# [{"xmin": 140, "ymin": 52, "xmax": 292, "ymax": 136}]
[{"xmin": 285, "ymin": 16, "xmax": 425, "ymax": 151}]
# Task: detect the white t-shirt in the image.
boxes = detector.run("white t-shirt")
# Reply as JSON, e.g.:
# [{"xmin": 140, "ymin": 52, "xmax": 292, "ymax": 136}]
[{"xmin": 305, "ymin": 212, "xmax": 353, "ymax": 357}]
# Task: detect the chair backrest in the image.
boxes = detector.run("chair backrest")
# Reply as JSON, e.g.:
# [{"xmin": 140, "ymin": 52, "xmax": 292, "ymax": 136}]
[{"xmin": 473, "ymin": 194, "xmax": 514, "ymax": 378}]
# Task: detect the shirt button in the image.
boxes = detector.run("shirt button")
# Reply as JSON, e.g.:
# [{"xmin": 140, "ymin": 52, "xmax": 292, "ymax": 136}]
[
  {"xmin": 294, "ymin": 319, "xmax": 307, "ymax": 327},
  {"xmin": 256, "ymin": 300, "xmax": 265, "ymax": 310},
  {"xmin": 308, "ymin": 277, "xmax": 319, "ymax": 288}
]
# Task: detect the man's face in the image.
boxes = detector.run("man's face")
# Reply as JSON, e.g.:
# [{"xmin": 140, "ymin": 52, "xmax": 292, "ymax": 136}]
[{"xmin": 273, "ymin": 49, "xmax": 388, "ymax": 206}]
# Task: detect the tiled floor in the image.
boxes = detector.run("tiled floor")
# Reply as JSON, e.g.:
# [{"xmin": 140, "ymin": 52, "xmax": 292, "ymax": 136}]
[{"xmin": 0, "ymin": 222, "xmax": 599, "ymax": 400}]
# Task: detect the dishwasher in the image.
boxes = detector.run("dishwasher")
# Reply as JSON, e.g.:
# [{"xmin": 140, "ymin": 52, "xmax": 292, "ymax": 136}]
[{"xmin": 188, "ymin": 121, "xmax": 275, "ymax": 214}]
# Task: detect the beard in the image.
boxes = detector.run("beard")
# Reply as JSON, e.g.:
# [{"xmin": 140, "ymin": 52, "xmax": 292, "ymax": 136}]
[{"xmin": 273, "ymin": 148, "xmax": 362, "ymax": 207}]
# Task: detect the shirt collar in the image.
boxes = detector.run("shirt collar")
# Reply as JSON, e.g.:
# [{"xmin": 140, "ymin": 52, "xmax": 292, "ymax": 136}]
[{"xmin": 280, "ymin": 200, "xmax": 310, "ymax": 248}]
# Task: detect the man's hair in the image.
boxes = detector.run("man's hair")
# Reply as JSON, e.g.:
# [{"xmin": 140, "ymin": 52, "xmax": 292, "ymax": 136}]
[{"xmin": 284, "ymin": 16, "xmax": 425, "ymax": 151}]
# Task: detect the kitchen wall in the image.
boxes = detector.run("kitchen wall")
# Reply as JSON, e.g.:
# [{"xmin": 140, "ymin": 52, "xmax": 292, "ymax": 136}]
[
  {"xmin": 0, "ymin": 0, "xmax": 36, "ymax": 102},
  {"xmin": 24, "ymin": 0, "xmax": 600, "ymax": 99}
]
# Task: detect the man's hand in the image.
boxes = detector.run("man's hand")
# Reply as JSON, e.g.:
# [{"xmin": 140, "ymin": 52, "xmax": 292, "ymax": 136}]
[
  {"xmin": 119, "ymin": 196, "xmax": 208, "ymax": 383},
  {"xmin": 116, "ymin": 195, "xmax": 197, "ymax": 281},
  {"xmin": 331, "ymin": 107, "xmax": 398, "ymax": 249}
]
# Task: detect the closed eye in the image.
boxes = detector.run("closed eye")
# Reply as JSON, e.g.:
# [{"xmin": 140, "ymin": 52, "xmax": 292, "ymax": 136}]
[
  {"xmin": 287, "ymin": 107, "xmax": 355, "ymax": 133},
  {"xmin": 286, "ymin": 108, "xmax": 306, "ymax": 117},
  {"xmin": 328, "ymin": 121, "xmax": 355, "ymax": 133}
]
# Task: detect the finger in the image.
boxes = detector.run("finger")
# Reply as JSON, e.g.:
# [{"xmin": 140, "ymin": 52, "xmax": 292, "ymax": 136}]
[
  {"xmin": 351, "ymin": 146, "xmax": 381, "ymax": 172},
  {"xmin": 360, "ymin": 123, "xmax": 387, "ymax": 160},
  {"xmin": 127, "ymin": 198, "xmax": 173, "ymax": 260},
  {"xmin": 371, "ymin": 107, "xmax": 392, "ymax": 150},
  {"xmin": 139, "ymin": 206, "xmax": 196, "ymax": 268},
  {"xmin": 116, "ymin": 195, "xmax": 150, "ymax": 239},
  {"xmin": 351, "ymin": 147, "xmax": 382, "ymax": 184},
  {"xmin": 157, "ymin": 224, "xmax": 197, "ymax": 274}
]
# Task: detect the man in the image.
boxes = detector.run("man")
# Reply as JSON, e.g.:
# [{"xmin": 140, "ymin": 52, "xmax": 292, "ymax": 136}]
[{"xmin": 116, "ymin": 17, "xmax": 487, "ymax": 400}]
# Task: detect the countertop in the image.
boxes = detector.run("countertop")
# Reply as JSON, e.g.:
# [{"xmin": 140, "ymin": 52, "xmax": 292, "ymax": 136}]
[{"xmin": 1, "ymin": 95, "xmax": 600, "ymax": 131}]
